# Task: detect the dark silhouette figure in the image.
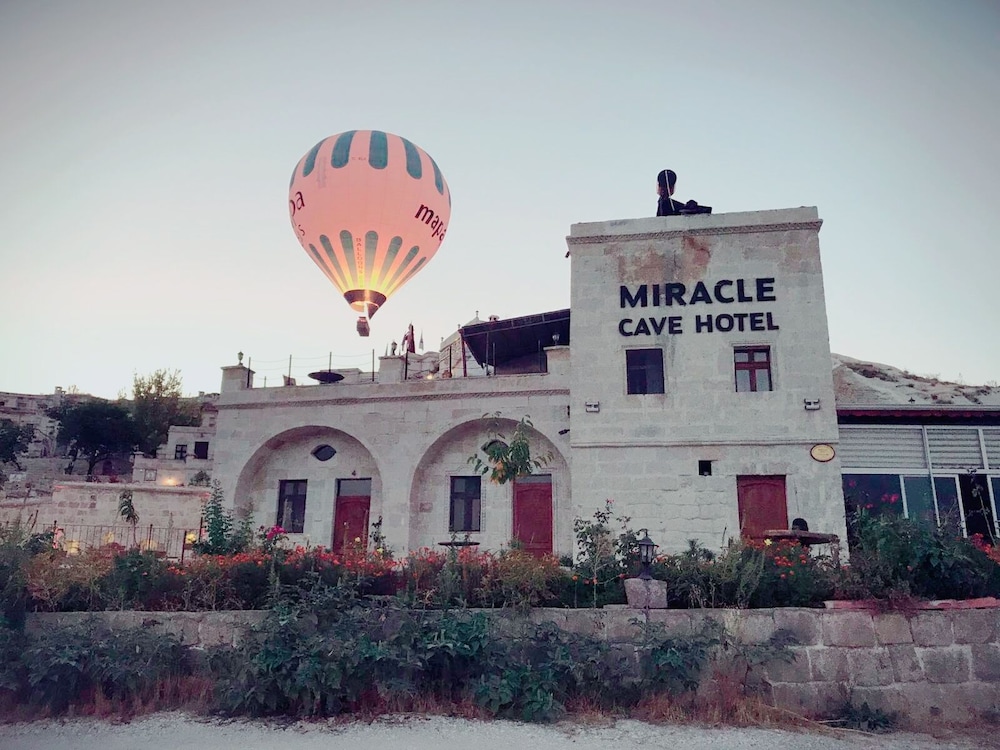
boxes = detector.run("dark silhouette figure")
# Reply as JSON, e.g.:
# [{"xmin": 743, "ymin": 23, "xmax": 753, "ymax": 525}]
[{"xmin": 656, "ymin": 169, "xmax": 712, "ymax": 216}]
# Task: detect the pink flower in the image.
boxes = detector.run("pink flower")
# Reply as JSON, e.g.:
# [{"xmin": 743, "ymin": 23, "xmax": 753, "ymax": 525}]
[{"xmin": 266, "ymin": 525, "xmax": 286, "ymax": 541}]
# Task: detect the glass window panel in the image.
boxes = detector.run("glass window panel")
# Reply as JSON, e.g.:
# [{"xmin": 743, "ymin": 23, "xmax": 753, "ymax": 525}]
[
  {"xmin": 450, "ymin": 476, "xmax": 481, "ymax": 532},
  {"xmin": 757, "ymin": 369, "xmax": 771, "ymax": 392},
  {"xmin": 278, "ymin": 479, "xmax": 307, "ymax": 533},
  {"xmin": 934, "ymin": 476, "xmax": 963, "ymax": 533},
  {"xmin": 842, "ymin": 474, "xmax": 902, "ymax": 517},
  {"xmin": 338, "ymin": 478, "xmax": 371, "ymax": 496},
  {"xmin": 903, "ymin": 475, "xmax": 935, "ymax": 526},
  {"xmin": 960, "ymin": 472, "xmax": 995, "ymax": 540},
  {"xmin": 753, "ymin": 351, "xmax": 769, "ymax": 362},
  {"xmin": 734, "ymin": 351, "xmax": 750, "ymax": 363},
  {"xmin": 626, "ymin": 349, "xmax": 664, "ymax": 394},
  {"xmin": 646, "ymin": 358, "xmax": 664, "ymax": 393},
  {"xmin": 735, "ymin": 369, "xmax": 751, "ymax": 392}
]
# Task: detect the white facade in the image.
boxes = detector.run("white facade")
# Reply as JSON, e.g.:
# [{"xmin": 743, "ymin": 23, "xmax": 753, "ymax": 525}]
[
  {"xmin": 132, "ymin": 405, "xmax": 218, "ymax": 488},
  {"xmin": 567, "ymin": 208, "xmax": 845, "ymax": 549},
  {"xmin": 211, "ymin": 208, "xmax": 848, "ymax": 556}
]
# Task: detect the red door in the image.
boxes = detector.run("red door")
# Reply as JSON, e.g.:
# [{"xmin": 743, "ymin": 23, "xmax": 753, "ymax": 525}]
[
  {"xmin": 513, "ymin": 474, "xmax": 553, "ymax": 557},
  {"xmin": 333, "ymin": 478, "xmax": 371, "ymax": 553},
  {"xmin": 737, "ymin": 475, "xmax": 788, "ymax": 539}
]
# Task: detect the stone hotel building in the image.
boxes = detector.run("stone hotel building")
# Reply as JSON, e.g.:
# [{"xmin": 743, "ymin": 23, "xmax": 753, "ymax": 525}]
[{"xmin": 210, "ymin": 207, "xmax": 851, "ymax": 556}]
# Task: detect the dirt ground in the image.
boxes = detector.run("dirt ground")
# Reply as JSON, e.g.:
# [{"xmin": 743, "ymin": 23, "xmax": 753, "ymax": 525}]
[{"xmin": 0, "ymin": 713, "xmax": 993, "ymax": 750}]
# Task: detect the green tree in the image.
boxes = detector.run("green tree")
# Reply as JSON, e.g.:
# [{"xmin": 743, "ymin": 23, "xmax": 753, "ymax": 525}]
[
  {"xmin": 48, "ymin": 401, "xmax": 138, "ymax": 476},
  {"xmin": 131, "ymin": 369, "xmax": 200, "ymax": 457},
  {"xmin": 468, "ymin": 413, "xmax": 553, "ymax": 484},
  {"xmin": 0, "ymin": 419, "xmax": 34, "ymax": 471}
]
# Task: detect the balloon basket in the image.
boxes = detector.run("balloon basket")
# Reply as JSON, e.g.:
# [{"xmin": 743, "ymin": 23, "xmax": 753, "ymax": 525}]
[{"xmin": 356, "ymin": 317, "xmax": 371, "ymax": 337}]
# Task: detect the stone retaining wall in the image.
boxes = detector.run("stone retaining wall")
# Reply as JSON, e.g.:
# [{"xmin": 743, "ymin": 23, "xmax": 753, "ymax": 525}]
[{"xmin": 26, "ymin": 605, "xmax": 1000, "ymax": 725}]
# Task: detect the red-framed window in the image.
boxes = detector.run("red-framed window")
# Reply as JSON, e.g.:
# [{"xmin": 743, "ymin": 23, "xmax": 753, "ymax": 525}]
[{"xmin": 734, "ymin": 346, "xmax": 772, "ymax": 392}]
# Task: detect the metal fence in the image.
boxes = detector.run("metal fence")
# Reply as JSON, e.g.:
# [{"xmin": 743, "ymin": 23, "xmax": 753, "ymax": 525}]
[{"xmin": 4, "ymin": 520, "xmax": 200, "ymax": 561}]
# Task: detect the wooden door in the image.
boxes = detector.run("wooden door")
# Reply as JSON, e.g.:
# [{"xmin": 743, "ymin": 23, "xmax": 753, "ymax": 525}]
[
  {"xmin": 513, "ymin": 474, "xmax": 553, "ymax": 557},
  {"xmin": 737, "ymin": 475, "xmax": 788, "ymax": 539},
  {"xmin": 333, "ymin": 478, "xmax": 371, "ymax": 553}
]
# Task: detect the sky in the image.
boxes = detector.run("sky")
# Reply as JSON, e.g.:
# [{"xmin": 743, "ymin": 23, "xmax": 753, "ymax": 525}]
[{"xmin": 1, "ymin": 0, "xmax": 998, "ymax": 399}]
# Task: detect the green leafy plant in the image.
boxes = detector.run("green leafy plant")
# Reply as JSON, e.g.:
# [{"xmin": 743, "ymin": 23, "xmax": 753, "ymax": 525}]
[
  {"xmin": 571, "ymin": 500, "xmax": 635, "ymax": 607},
  {"xmin": 833, "ymin": 697, "xmax": 898, "ymax": 732},
  {"xmin": 837, "ymin": 508, "xmax": 1000, "ymax": 603},
  {"xmin": 188, "ymin": 470, "xmax": 212, "ymax": 487},
  {"xmin": 118, "ymin": 489, "xmax": 140, "ymax": 548},
  {"xmin": 0, "ymin": 419, "xmax": 35, "ymax": 471},
  {"xmin": 190, "ymin": 481, "xmax": 253, "ymax": 556},
  {"xmin": 20, "ymin": 622, "xmax": 192, "ymax": 712},
  {"xmin": 468, "ymin": 413, "xmax": 553, "ymax": 484},
  {"xmin": 0, "ymin": 518, "xmax": 55, "ymax": 628}
]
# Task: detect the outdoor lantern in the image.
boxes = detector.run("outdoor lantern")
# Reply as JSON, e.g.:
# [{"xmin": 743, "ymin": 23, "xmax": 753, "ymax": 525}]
[{"xmin": 637, "ymin": 529, "xmax": 658, "ymax": 580}]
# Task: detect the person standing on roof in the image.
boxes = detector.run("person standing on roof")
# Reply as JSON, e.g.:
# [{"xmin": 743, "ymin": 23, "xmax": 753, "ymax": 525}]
[
  {"xmin": 656, "ymin": 169, "xmax": 712, "ymax": 216},
  {"xmin": 656, "ymin": 169, "xmax": 679, "ymax": 216}
]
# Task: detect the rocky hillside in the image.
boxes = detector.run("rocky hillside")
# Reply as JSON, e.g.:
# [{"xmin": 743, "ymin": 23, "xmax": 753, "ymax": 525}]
[{"xmin": 832, "ymin": 354, "xmax": 1000, "ymax": 406}]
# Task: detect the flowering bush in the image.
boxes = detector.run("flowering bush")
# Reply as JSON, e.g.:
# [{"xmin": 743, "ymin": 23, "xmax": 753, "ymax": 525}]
[
  {"xmin": 25, "ymin": 547, "xmax": 117, "ymax": 611},
  {"xmin": 651, "ymin": 539, "xmax": 833, "ymax": 609},
  {"xmin": 744, "ymin": 539, "xmax": 835, "ymax": 608},
  {"xmin": 478, "ymin": 548, "xmax": 565, "ymax": 611},
  {"xmin": 835, "ymin": 509, "xmax": 1000, "ymax": 602},
  {"xmin": 399, "ymin": 546, "xmax": 569, "ymax": 609}
]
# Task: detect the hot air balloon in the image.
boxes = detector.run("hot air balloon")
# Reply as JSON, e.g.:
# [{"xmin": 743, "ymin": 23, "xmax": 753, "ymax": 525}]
[{"xmin": 288, "ymin": 130, "xmax": 452, "ymax": 336}]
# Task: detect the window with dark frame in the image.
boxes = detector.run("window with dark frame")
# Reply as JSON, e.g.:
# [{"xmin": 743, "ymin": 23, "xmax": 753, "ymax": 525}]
[
  {"xmin": 277, "ymin": 479, "xmax": 308, "ymax": 533},
  {"xmin": 625, "ymin": 348, "xmax": 665, "ymax": 394},
  {"xmin": 449, "ymin": 476, "xmax": 482, "ymax": 533},
  {"xmin": 734, "ymin": 346, "xmax": 773, "ymax": 392},
  {"xmin": 174, "ymin": 444, "xmax": 187, "ymax": 460},
  {"xmin": 193, "ymin": 441, "xmax": 209, "ymax": 460}
]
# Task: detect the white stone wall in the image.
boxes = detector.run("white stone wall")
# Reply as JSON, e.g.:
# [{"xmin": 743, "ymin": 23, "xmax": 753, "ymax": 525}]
[
  {"xmin": 0, "ymin": 482, "xmax": 207, "ymax": 542},
  {"xmin": 566, "ymin": 208, "xmax": 845, "ymax": 551},
  {"xmin": 212, "ymin": 373, "xmax": 571, "ymax": 555},
  {"xmin": 206, "ymin": 208, "xmax": 846, "ymax": 559}
]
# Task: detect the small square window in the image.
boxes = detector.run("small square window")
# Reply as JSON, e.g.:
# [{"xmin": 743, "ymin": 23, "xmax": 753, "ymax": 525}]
[
  {"xmin": 734, "ymin": 346, "xmax": 772, "ymax": 392},
  {"xmin": 174, "ymin": 444, "xmax": 188, "ymax": 460},
  {"xmin": 698, "ymin": 460, "xmax": 713, "ymax": 476},
  {"xmin": 193, "ymin": 441, "xmax": 209, "ymax": 460},
  {"xmin": 450, "ymin": 476, "xmax": 482, "ymax": 533},
  {"xmin": 626, "ymin": 348, "xmax": 665, "ymax": 394}
]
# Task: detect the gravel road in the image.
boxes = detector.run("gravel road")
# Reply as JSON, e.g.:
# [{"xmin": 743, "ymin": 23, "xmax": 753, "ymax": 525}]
[{"xmin": 0, "ymin": 714, "xmax": 990, "ymax": 750}]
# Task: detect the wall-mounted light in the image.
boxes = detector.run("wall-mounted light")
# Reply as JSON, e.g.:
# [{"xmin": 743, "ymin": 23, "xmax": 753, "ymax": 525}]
[{"xmin": 804, "ymin": 398, "xmax": 821, "ymax": 411}]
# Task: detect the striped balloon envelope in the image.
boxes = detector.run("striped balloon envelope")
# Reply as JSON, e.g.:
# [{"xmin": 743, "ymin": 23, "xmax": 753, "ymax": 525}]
[{"xmin": 288, "ymin": 130, "xmax": 452, "ymax": 336}]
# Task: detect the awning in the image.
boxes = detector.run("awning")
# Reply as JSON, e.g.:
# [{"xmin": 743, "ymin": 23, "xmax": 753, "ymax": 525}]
[{"xmin": 460, "ymin": 309, "xmax": 570, "ymax": 368}]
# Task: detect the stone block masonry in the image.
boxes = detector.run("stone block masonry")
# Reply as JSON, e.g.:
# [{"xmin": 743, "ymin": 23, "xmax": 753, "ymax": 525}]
[{"xmin": 24, "ymin": 605, "xmax": 1000, "ymax": 726}]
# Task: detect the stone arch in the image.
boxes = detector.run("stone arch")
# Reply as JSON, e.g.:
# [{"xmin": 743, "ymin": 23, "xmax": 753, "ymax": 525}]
[
  {"xmin": 233, "ymin": 425, "xmax": 381, "ymax": 547},
  {"xmin": 406, "ymin": 417, "xmax": 570, "ymax": 554}
]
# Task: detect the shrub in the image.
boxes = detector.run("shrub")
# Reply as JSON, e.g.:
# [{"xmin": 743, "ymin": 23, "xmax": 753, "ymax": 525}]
[
  {"xmin": 0, "ymin": 520, "xmax": 63, "ymax": 627},
  {"xmin": 837, "ymin": 509, "xmax": 1000, "ymax": 602},
  {"xmin": 99, "ymin": 548, "xmax": 170, "ymax": 610},
  {"xmin": 190, "ymin": 481, "xmax": 253, "ymax": 556},
  {"xmin": 25, "ymin": 547, "xmax": 117, "ymax": 611},
  {"xmin": 746, "ymin": 539, "xmax": 835, "ymax": 608},
  {"xmin": 651, "ymin": 539, "xmax": 834, "ymax": 609},
  {"xmin": 571, "ymin": 500, "xmax": 635, "ymax": 608},
  {"xmin": 477, "ymin": 548, "xmax": 566, "ymax": 612},
  {"xmin": 20, "ymin": 622, "xmax": 192, "ymax": 712}
]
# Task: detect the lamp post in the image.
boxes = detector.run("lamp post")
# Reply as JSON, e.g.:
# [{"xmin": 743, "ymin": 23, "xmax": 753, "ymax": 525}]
[{"xmin": 637, "ymin": 529, "xmax": 658, "ymax": 580}]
